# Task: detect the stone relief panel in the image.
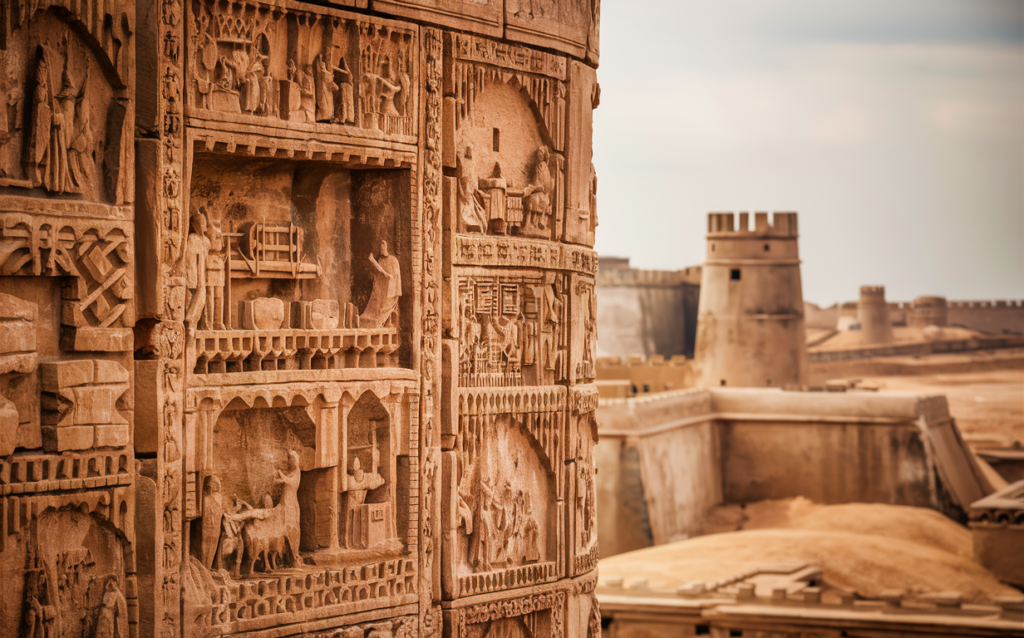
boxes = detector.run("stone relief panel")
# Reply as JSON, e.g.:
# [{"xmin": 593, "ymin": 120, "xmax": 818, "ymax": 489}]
[
  {"xmin": 455, "ymin": 270, "xmax": 569, "ymax": 387},
  {"xmin": 166, "ymin": 379, "xmax": 421, "ymax": 635},
  {"xmin": 0, "ymin": 2, "xmax": 134, "ymax": 204},
  {"xmin": 441, "ymin": 385, "xmax": 566, "ymax": 599},
  {"xmin": 562, "ymin": 61, "xmax": 598, "ymax": 248},
  {"xmin": 567, "ymin": 388, "xmax": 599, "ymax": 576},
  {"xmin": 568, "ymin": 275, "xmax": 596, "ymax": 384},
  {"xmin": 188, "ymin": 0, "xmax": 418, "ymax": 141},
  {"xmin": 181, "ymin": 156, "xmax": 413, "ymax": 378},
  {"xmin": 446, "ymin": 33, "xmax": 567, "ymax": 243},
  {"xmin": 449, "ymin": 590, "xmax": 566, "ymax": 638},
  {"xmin": 0, "ymin": 3, "xmax": 137, "ymax": 637}
]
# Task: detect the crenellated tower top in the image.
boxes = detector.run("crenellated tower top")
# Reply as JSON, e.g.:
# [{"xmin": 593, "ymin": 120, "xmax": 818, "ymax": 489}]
[{"xmin": 707, "ymin": 212, "xmax": 799, "ymax": 238}]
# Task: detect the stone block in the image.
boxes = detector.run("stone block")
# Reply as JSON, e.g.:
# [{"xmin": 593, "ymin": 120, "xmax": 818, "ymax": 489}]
[
  {"xmin": 95, "ymin": 359, "xmax": 131, "ymax": 384},
  {"xmin": 42, "ymin": 425, "xmax": 95, "ymax": 452},
  {"xmin": 241, "ymin": 297, "xmax": 286, "ymax": 330},
  {"xmin": 41, "ymin": 360, "xmax": 95, "ymax": 390},
  {"xmin": 95, "ymin": 423, "xmax": 130, "ymax": 448}
]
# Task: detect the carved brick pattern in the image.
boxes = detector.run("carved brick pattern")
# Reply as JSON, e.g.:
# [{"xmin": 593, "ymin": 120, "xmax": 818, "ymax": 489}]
[
  {"xmin": 459, "ymin": 562, "xmax": 558, "ymax": 597},
  {"xmin": 204, "ymin": 560, "xmax": 417, "ymax": 631}
]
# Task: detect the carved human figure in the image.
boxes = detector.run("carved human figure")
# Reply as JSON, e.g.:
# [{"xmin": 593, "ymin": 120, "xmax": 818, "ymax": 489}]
[
  {"xmin": 314, "ymin": 55, "xmax": 338, "ymax": 122},
  {"xmin": 200, "ymin": 475, "xmax": 224, "ymax": 567},
  {"xmin": 24, "ymin": 572, "xmax": 56, "ymax": 638},
  {"xmin": 542, "ymin": 282, "xmax": 563, "ymax": 373},
  {"xmin": 258, "ymin": 61, "xmax": 276, "ymax": 117},
  {"xmin": 203, "ymin": 220, "xmax": 226, "ymax": 330},
  {"xmin": 332, "ymin": 54, "xmax": 355, "ymax": 124},
  {"xmin": 183, "ymin": 210, "xmax": 210, "ymax": 327},
  {"xmin": 577, "ymin": 461, "xmax": 594, "ymax": 546},
  {"xmin": 522, "ymin": 491, "xmax": 541, "ymax": 563},
  {"xmin": 378, "ymin": 58, "xmax": 401, "ymax": 118},
  {"xmin": 277, "ymin": 450, "xmax": 302, "ymax": 562},
  {"xmin": 469, "ymin": 476, "xmax": 495, "ymax": 572},
  {"xmin": 522, "ymin": 146, "xmax": 553, "ymax": 230},
  {"xmin": 233, "ymin": 50, "xmax": 263, "ymax": 114},
  {"xmin": 522, "ymin": 315, "xmax": 537, "ymax": 366},
  {"xmin": 360, "ymin": 240, "xmax": 402, "ymax": 328},
  {"xmin": 457, "ymin": 145, "xmax": 487, "ymax": 232},
  {"xmin": 589, "ymin": 162, "xmax": 598, "ymax": 230},
  {"xmin": 497, "ymin": 313, "xmax": 522, "ymax": 375},
  {"xmin": 93, "ymin": 577, "xmax": 128, "ymax": 638},
  {"xmin": 194, "ymin": 13, "xmax": 216, "ymax": 109},
  {"xmin": 344, "ymin": 456, "xmax": 385, "ymax": 505},
  {"xmin": 66, "ymin": 61, "xmax": 94, "ymax": 191},
  {"xmin": 29, "ymin": 42, "xmax": 72, "ymax": 193},
  {"xmin": 395, "ymin": 53, "xmax": 411, "ymax": 117}
]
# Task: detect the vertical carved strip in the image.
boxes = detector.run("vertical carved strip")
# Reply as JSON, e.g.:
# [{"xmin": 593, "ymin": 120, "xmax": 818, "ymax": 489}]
[
  {"xmin": 419, "ymin": 25, "xmax": 444, "ymax": 637},
  {"xmin": 156, "ymin": 1, "xmax": 185, "ymax": 637}
]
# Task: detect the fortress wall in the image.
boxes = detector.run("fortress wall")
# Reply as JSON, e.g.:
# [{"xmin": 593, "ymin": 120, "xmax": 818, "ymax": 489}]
[
  {"xmin": 596, "ymin": 388, "xmax": 988, "ymax": 557},
  {"xmin": 596, "ymin": 264, "xmax": 701, "ymax": 359},
  {"xmin": 947, "ymin": 301, "xmax": 1024, "ymax": 335}
]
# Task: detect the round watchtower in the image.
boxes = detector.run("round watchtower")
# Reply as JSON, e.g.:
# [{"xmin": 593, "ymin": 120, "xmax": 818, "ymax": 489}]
[
  {"xmin": 858, "ymin": 285, "xmax": 894, "ymax": 345},
  {"xmin": 910, "ymin": 296, "xmax": 948, "ymax": 327},
  {"xmin": 694, "ymin": 212, "xmax": 808, "ymax": 388}
]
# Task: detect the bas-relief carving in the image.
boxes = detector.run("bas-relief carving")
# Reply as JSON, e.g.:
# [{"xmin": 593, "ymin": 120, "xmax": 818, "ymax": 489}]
[
  {"xmin": 181, "ymin": 161, "xmax": 409, "ymax": 377},
  {"xmin": 0, "ymin": 3, "xmax": 138, "ymax": 637},
  {"xmin": 449, "ymin": 33, "xmax": 568, "ymax": 244},
  {"xmin": 456, "ymin": 271, "xmax": 568, "ymax": 388},
  {"xmin": 0, "ymin": 3, "xmax": 133, "ymax": 204},
  {"xmin": 188, "ymin": 0, "xmax": 418, "ymax": 140}
]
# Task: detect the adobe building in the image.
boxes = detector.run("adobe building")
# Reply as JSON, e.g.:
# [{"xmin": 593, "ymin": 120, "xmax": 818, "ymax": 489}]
[
  {"xmin": 0, "ymin": 2, "xmax": 601, "ymax": 637},
  {"xmin": 694, "ymin": 212, "xmax": 808, "ymax": 388}
]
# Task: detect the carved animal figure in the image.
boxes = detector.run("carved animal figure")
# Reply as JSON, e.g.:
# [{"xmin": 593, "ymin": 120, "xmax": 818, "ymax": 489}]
[{"xmin": 213, "ymin": 452, "xmax": 302, "ymax": 576}]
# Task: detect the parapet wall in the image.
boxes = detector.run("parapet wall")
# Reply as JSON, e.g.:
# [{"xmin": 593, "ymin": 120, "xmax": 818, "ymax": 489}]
[{"xmin": 596, "ymin": 388, "xmax": 988, "ymax": 557}]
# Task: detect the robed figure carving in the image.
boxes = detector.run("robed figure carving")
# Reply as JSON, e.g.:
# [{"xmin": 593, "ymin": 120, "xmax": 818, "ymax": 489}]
[{"xmin": 360, "ymin": 241, "xmax": 401, "ymax": 328}]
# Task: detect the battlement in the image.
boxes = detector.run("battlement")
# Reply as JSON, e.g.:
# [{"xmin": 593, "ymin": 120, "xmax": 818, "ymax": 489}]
[
  {"xmin": 859, "ymin": 286, "xmax": 886, "ymax": 300},
  {"xmin": 707, "ymin": 211, "xmax": 799, "ymax": 238}
]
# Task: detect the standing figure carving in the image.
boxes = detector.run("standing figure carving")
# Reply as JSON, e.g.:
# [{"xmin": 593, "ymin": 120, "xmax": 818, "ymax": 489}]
[
  {"xmin": 457, "ymin": 145, "xmax": 487, "ymax": 232},
  {"xmin": 360, "ymin": 241, "xmax": 402, "ymax": 328},
  {"xmin": 29, "ymin": 41, "xmax": 73, "ymax": 193},
  {"xmin": 203, "ymin": 220, "xmax": 226, "ymax": 330},
  {"xmin": 314, "ymin": 55, "xmax": 339, "ymax": 123},
  {"xmin": 542, "ymin": 281, "xmax": 563, "ymax": 374},
  {"xmin": 183, "ymin": 210, "xmax": 211, "ymax": 328},
  {"xmin": 469, "ymin": 477, "xmax": 495, "ymax": 572},
  {"xmin": 333, "ymin": 54, "xmax": 356, "ymax": 124},
  {"xmin": 93, "ymin": 578, "xmax": 128, "ymax": 638}
]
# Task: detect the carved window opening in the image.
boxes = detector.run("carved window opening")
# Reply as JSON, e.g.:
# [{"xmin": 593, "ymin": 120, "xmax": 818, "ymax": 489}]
[
  {"xmin": 730, "ymin": 268, "xmax": 741, "ymax": 281},
  {"xmin": 493, "ymin": 127, "xmax": 500, "ymax": 152}
]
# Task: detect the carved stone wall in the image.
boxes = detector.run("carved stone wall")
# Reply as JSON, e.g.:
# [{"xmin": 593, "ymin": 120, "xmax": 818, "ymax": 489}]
[{"xmin": 2, "ymin": 1, "xmax": 598, "ymax": 636}]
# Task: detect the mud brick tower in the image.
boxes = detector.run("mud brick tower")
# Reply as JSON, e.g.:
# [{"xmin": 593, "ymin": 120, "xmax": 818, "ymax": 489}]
[
  {"xmin": 0, "ymin": 1, "xmax": 601, "ymax": 637},
  {"xmin": 694, "ymin": 212, "xmax": 808, "ymax": 388}
]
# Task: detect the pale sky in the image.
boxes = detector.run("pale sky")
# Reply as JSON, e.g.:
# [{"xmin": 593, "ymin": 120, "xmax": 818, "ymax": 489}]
[{"xmin": 592, "ymin": 0, "xmax": 1024, "ymax": 306}]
